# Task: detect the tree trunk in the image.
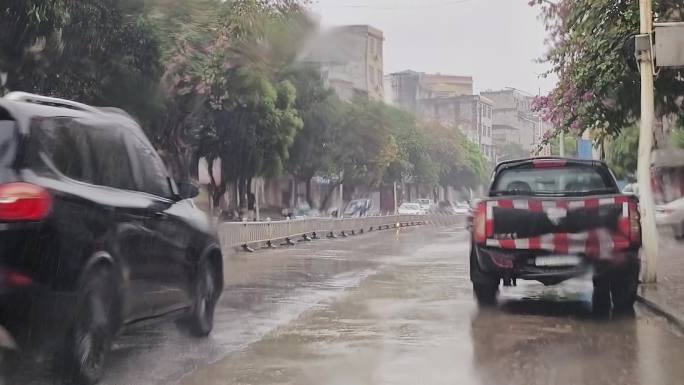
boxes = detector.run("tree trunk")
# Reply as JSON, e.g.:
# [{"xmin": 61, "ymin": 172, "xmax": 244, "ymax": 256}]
[
  {"xmin": 305, "ymin": 177, "xmax": 314, "ymax": 209},
  {"xmin": 320, "ymin": 180, "xmax": 343, "ymax": 211}
]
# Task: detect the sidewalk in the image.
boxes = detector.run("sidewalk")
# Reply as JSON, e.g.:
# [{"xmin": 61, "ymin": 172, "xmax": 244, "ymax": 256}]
[{"xmin": 637, "ymin": 236, "xmax": 684, "ymax": 329}]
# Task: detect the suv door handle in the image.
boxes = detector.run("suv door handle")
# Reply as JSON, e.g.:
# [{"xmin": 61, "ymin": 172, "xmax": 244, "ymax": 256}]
[{"xmin": 154, "ymin": 212, "xmax": 168, "ymax": 219}]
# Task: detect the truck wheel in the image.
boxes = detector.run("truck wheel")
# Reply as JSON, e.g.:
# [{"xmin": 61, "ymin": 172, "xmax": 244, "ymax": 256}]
[
  {"xmin": 470, "ymin": 246, "xmax": 499, "ymax": 306},
  {"xmin": 610, "ymin": 263, "xmax": 640, "ymax": 312},
  {"xmin": 592, "ymin": 276, "xmax": 611, "ymax": 316},
  {"xmin": 473, "ymin": 283, "xmax": 499, "ymax": 306}
]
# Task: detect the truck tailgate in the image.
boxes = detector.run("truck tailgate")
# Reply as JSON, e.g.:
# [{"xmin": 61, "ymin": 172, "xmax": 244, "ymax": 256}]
[{"xmin": 483, "ymin": 195, "xmax": 638, "ymax": 258}]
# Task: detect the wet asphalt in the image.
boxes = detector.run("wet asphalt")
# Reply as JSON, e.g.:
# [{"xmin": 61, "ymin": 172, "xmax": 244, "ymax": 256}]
[{"xmin": 9, "ymin": 226, "xmax": 684, "ymax": 385}]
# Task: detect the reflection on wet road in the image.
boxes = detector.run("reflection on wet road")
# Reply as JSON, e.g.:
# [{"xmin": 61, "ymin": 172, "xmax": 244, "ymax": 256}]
[{"xmin": 12, "ymin": 227, "xmax": 684, "ymax": 385}]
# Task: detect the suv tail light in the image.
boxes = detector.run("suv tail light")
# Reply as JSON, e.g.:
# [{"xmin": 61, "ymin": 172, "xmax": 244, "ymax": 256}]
[
  {"xmin": 473, "ymin": 201, "xmax": 487, "ymax": 244},
  {"xmin": 0, "ymin": 183, "xmax": 52, "ymax": 222},
  {"xmin": 628, "ymin": 200, "xmax": 641, "ymax": 244}
]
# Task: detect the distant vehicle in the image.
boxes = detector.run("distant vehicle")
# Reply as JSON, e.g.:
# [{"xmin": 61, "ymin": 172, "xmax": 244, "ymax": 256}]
[
  {"xmin": 656, "ymin": 197, "xmax": 684, "ymax": 238},
  {"xmin": 470, "ymin": 158, "xmax": 641, "ymax": 311},
  {"xmin": 397, "ymin": 202, "xmax": 423, "ymax": 215},
  {"xmin": 284, "ymin": 203, "xmax": 321, "ymax": 219},
  {"xmin": 416, "ymin": 198, "xmax": 433, "ymax": 213},
  {"xmin": 0, "ymin": 93, "xmax": 224, "ymax": 384},
  {"xmin": 453, "ymin": 202, "xmax": 471, "ymax": 215}
]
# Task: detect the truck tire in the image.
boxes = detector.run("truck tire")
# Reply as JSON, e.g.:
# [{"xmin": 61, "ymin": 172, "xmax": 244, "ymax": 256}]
[
  {"xmin": 592, "ymin": 276, "xmax": 611, "ymax": 316},
  {"xmin": 470, "ymin": 245, "xmax": 499, "ymax": 306},
  {"xmin": 473, "ymin": 283, "xmax": 498, "ymax": 306},
  {"xmin": 610, "ymin": 261, "xmax": 640, "ymax": 312}
]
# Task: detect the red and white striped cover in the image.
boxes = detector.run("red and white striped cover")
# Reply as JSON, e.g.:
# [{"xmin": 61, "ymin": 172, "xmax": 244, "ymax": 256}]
[{"xmin": 484, "ymin": 196, "xmax": 633, "ymax": 259}]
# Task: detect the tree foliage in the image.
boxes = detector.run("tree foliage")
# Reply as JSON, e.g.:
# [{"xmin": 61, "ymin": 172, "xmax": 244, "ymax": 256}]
[
  {"xmin": 422, "ymin": 122, "xmax": 489, "ymax": 188},
  {"xmin": 606, "ymin": 124, "xmax": 638, "ymax": 179},
  {"xmin": 531, "ymin": 0, "xmax": 684, "ymax": 141},
  {"xmin": 1, "ymin": 0, "xmax": 489, "ymax": 213},
  {"xmin": 0, "ymin": 0, "xmax": 163, "ymax": 125}
]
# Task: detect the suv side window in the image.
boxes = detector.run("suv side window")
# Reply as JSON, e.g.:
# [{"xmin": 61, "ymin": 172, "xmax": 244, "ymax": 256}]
[
  {"xmin": 29, "ymin": 117, "xmax": 93, "ymax": 183},
  {"xmin": 128, "ymin": 136, "xmax": 172, "ymax": 198},
  {"xmin": 86, "ymin": 125, "xmax": 136, "ymax": 191}
]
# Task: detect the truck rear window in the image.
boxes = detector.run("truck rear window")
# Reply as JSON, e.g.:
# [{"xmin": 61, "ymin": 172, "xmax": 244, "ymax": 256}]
[{"xmin": 492, "ymin": 164, "xmax": 617, "ymax": 196}]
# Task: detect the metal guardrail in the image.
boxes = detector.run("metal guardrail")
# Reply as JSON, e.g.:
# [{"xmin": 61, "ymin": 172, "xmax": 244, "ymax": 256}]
[{"xmin": 218, "ymin": 214, "xmax": 466, "ymax": 254}]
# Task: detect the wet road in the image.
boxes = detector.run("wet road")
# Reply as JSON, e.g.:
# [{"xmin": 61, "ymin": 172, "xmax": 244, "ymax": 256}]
[{"xmin": 12, "ymin": 226, "xmax": 684, "ymax": 385}]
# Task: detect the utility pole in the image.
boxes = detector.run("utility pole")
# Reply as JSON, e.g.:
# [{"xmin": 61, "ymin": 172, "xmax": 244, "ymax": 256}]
[
  {"xmin": 637, "ymin": 0, "xmax": 658, "ymax": 283},
  {"xmin": 559, "ymin": 130, "xmax": 565, "ymax": 157}
]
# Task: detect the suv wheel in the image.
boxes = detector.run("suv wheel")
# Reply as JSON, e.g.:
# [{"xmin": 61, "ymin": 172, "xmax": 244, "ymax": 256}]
[
  {"xmin": 64, "ymin": 266, "xmax": 120, "ymax": 385},
  {"xmin": 470, "ymin": 246, "xmax": 499, "ymax": 306},
  {"xmin": 610, "ymin": 262, "xmax": 640, "ymax": 311},
  {"xmin": 188, "ymin": 259, "xmax": 218, "ymax": 337}
]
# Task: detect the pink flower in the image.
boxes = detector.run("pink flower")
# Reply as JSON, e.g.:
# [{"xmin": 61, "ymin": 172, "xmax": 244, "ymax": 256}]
[{"xmin": 582, "ymin": 91, "xmax": 594, "ymax": 102}]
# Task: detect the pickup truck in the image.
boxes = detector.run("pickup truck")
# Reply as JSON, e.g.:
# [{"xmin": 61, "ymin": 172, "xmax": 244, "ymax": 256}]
[{"xmin": 470, "ymin": 158, "xmax": 641, "ymax": 311}]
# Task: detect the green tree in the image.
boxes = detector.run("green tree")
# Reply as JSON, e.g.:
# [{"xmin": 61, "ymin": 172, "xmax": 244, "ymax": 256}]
[
  {"xmin": 285, "ymin": 66, "xmax": 343, "ymax": 207},
  {"xmin": 0, "ymin": 0, "xmax": 163, "ymax": 126},
  {"xmin": 422, "ymin": 122, "xmax": 489, "ymax": 190},
  {"xmin": 496, "ymin": 141, "xmax": 527, "ymax": 161},
  {"xmin": 606, "ymin": 125, "xmax": 639, "ymax": 179},
  {"xmin": 549, "ymin": 135, "xmax": 578, "ymax": 157},
  {"xmin": 318, "ymin": 98, "xmax": 402, "ymax": 209}
]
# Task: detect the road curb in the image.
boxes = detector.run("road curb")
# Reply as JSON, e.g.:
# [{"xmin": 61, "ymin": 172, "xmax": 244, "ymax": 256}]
[{"xmin": 636, "ymin": 291, "xmax": 684, "ymax": 332}]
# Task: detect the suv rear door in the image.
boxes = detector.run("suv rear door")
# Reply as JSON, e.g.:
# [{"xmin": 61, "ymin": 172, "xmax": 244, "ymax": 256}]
[
  {"xmin": 27, "ymin": 116, "xmax": 166, "ymax": 320},
  {"xmin": 126, "ymin": 134, "xmax": 193, "ymax": 313}
]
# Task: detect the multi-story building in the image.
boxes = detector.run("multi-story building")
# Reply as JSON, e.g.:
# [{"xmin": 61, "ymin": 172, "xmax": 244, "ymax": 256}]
[
  {"xmin": 302, "ymin": 25, "xmax": 384, "ymax": 101},
  {"xmin": 481, "ymin": 89, "xmax": 540, "ymax": 155},
  {"xmin": 385, "ymin": 70, "xmax": 492, "ymax": 160},
  {"xmin": 418, "ymin": 95, "xmax": 495, "ymax": 160},
  {"xmin": 385, "ymin": 70, "xmax": 473, "ymax": 111}
]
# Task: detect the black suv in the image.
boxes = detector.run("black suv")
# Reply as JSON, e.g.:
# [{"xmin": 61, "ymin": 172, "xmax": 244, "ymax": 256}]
[{"xmin": 0, "ymin": 93, "xmax": 224, "ymax": 384}]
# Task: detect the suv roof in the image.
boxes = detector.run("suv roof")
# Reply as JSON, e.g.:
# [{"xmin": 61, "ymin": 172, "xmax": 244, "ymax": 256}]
[{"xmin": 0, "ymin": 92, "xmax": 143, "ymax": 137}]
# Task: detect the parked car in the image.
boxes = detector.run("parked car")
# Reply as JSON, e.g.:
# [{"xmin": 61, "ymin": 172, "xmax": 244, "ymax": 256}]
[
  {"xmin": 0, "ymin": 93, "xmax": 224, "ymax": 384},
  {"xmin": 397, "ymin": 202, "xmax": 423, "ymax": 215},
  {"xmin": 656, "ymin": 196, "xmax": 684, "ymax": 238},
  {"xmin": 416, "ymin": 198, "xmax": 433, "ymax": 213},
  {"xmin": 470, "ymin": 157, "xmax": 641, "ymax": 311}
]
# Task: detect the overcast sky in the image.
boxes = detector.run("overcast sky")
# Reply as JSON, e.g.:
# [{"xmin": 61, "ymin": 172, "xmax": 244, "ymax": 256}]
[{"xmin": 309, "ymin": 0, "xmax": 558, "ymax": 95}]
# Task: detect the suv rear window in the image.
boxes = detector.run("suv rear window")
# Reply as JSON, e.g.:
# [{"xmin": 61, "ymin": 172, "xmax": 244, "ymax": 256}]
[{"xmin": 492, "ymin": 163, "xmax": 617, "ymax": 196}]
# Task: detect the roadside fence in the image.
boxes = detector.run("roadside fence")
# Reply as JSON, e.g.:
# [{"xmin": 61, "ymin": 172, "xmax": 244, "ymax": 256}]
[{"xmin": 218, "ymin": 214, "xmax": 466, "ymax": 254}]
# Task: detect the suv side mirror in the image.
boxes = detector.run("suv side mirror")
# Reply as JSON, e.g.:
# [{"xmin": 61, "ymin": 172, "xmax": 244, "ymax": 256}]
[{"xmin": 177, "ymin": 182, "xmax": 199, "ymax": 200}]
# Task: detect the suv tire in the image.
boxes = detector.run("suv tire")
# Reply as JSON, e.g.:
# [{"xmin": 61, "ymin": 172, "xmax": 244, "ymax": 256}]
[
  {"xmin": 188, "ymin": 258, "xmax": 219, "ymax": 337},
  {"xmin": 64, "ymin": 265, "xmax": 121, "ymax": 385}
]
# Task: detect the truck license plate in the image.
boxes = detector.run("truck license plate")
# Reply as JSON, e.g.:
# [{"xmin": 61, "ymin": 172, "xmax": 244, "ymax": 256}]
[{"xmin": 534, "ymin": 255, "xmax": 582, "ymax": 267}]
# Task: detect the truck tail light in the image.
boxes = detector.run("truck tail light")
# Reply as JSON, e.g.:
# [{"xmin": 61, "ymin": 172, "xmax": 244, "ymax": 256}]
[
  {"xmin": 0, "ymin": 183, "xmax": 52, "ymax": 222},
  {"xmin": 629, "ymin": 201, "xmax": 641, "ymax": 244},
  {"xmin": 473, "ymin": 201, "xmax": 487, "ymax": 244}
]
